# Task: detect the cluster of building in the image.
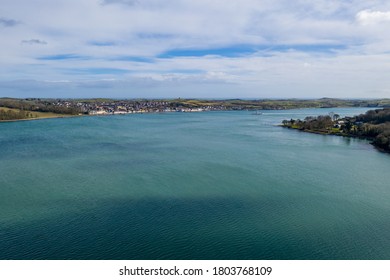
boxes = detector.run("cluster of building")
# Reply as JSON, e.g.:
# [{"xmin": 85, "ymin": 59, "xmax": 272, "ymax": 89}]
[{"xmin": 52, "ymin": 99, "xmax": 225, "ymax": 115}]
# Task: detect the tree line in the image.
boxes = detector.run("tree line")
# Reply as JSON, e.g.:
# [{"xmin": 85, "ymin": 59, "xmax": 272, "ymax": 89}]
[{"xmin": 282, "ymin": 108, "xmax": 390, "ymax": 153}]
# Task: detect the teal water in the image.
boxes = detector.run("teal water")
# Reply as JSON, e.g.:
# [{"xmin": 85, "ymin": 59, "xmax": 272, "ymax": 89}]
[{"xmin": 1, "ymin": 108, "xmax": 390, "ymax": 259}]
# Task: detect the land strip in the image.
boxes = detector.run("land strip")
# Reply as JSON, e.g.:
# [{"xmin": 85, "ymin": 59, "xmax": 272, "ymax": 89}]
[
  {"xmin": 0, "ymin": 106, "xmax": 71, "ymax": 121},
  {"xmin": 281, "ymin": 108, "xmax": 390, "ymax": 153},
  {"xmin": 1, "ymin": 97, "xmax": 390, "ymax": 121}
]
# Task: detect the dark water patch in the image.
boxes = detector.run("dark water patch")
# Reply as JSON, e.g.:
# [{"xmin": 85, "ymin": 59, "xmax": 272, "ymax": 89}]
[{"xmin": 1, "ymin": 195, "xmax": 389, "ymax": 260}]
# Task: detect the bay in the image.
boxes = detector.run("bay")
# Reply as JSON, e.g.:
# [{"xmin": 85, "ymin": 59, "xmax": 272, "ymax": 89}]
[{"xmin": 1, "ymin": 107, "xmax": 390, "ymax": 259}]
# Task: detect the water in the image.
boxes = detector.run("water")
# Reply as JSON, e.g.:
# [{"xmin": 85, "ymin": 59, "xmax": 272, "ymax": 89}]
[{"xmin": 1, "ymin": 108, "xmax": 390, "ymax": 259}]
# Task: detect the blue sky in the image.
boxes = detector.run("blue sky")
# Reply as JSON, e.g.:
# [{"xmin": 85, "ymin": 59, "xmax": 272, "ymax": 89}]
[{"xmin": 1, "ymin": 0, "xmax": 390, "ymax": 98}]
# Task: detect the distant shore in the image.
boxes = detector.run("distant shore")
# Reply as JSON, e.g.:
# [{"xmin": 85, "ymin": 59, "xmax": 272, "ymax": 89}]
[
  {"xmin": 1, "ymin": 97, "xmax": 390, "ymax": 122},
  {"xmin": 0, "ymin": 115, "xmax": 79, "ymax": 123}
]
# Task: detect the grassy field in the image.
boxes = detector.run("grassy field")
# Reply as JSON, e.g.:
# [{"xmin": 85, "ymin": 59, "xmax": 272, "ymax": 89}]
[{"xmin": 0, "ymin": 107, "xmax": 69, "ymax": 121}]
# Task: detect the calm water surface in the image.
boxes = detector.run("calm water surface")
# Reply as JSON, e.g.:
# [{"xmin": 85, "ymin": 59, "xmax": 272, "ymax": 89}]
[{"xmin": 1, "ymin": 108, "xmax": 390, "ymax": 259}]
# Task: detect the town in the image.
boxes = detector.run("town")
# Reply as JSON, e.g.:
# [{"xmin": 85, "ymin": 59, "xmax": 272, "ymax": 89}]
[
  {"xmin": 59, "ymin": 99, "xmax": 227, "ymax": 115},
  {"xmin": 2, "ymin": 97, "xmax": 389, "ymax": 118}
]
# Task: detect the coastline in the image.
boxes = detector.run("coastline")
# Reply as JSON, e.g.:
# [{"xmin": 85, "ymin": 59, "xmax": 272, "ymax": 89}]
[
  {"xmin": 278, "ymin": 109, "xmax": 390, "ymax": 153},
  {"xmin": 288, "ymin": 126, "xmax": 389, "ymax": 154}
]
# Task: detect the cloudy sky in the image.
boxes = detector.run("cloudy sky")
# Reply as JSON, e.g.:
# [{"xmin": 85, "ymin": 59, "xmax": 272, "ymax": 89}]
[{"xmin": 1, "ymin": 0, "xmax": 390, "ymax": 98}]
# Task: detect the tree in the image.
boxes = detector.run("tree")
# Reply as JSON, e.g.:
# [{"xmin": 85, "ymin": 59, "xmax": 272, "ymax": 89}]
[{"xmin": 343, "ymin": 120, "xmax": 352, "ymax": 132}]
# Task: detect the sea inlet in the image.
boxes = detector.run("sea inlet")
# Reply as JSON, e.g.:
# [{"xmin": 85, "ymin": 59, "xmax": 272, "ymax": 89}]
[{"xmin": 1, "ymin": 107, "xmax": 389, "ymax": 259}]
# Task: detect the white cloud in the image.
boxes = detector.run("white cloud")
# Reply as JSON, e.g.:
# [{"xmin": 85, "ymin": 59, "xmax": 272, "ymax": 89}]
[
  {"xmin": 356, "ymin": 10, "xmax": 390, "ymax": 25},
  {"xmin": 1, "ymin": 0, "xmax": 390, "ymax": 98}
]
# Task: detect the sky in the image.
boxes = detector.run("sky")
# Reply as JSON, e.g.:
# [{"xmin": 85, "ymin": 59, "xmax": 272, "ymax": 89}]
[{"xmin": 1, "ymin": 0, "xmax": 390, "ymax": 99}]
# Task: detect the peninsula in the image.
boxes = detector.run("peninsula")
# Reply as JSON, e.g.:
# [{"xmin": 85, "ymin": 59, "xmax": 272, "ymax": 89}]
[{"xmin": 281, "ymin": 108, "xmax": 390, "ymax": 153}]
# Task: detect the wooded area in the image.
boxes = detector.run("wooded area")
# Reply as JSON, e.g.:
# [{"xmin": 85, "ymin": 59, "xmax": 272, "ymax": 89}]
[{"xmin": 282, "ymin": 108, "xmax": 390, "ymax": 153}]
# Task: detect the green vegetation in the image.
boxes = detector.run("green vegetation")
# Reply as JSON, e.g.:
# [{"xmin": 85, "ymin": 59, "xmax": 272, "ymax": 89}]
[
  {"xmin": 169, "ymin": 98, "xmax": 390, "ymax": 110},
  {"xmin": 0, "ymin": 98, "xmax": 82, "ymax": 115},
  {"xmin": 0, "ymin": 106, "xmax": 70, "ymax": 121},
  {"xmin": 282, "ymin": 108, "xmax": 390, "ymax": 153},
  {"xmin": 0, "ymin": 107, "xmax": 32, "ymax": 120}
]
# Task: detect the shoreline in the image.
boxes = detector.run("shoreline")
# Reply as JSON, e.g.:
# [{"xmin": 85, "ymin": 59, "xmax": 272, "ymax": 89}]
[
  {"xmin": 0, "ymin": 109, "xmax": 242, "ymax": 123},
  {"xmin": 281, "ymin": 125, "xmax": 390, "ymax": 154},
  {"xmin": 0, "ymin": 105, "xmax": 378, "ymax": 123}
]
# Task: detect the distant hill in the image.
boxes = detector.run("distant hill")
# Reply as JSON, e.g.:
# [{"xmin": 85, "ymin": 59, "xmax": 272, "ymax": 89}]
[{"xmin": 2, "ymin": 97, "xmax": 390, "ymax": 122}]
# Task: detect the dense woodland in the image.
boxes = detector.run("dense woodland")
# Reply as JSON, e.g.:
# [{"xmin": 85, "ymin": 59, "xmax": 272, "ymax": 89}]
[{"xmin": 282, "ymin": 108, "xmax": 390, "ymax": 153}]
